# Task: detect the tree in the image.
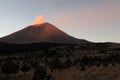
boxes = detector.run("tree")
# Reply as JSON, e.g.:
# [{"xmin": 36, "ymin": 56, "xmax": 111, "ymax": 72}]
[
  {"xmin": 20, "ymin": 63, "xmax": 31, "ymax": 75},
  {"xmin": 64, "ymin": 58, "xmax": 72, "ymax": 68},
  {"xmin": 33, "ymin": 66, "xmax": 47, "ymax": 80},
  {"xmin": 46, "ymin": 74, "xmax": 52, "ymax": 80},
  {"xmin": 48, "ymin": 58, "xmax": 63, "ymax": 71},
  {"xmin": 1, "ymin": 61, "xmax": 19, "ymax": 79},
  {"xmin": 31, "ymin": 62, "xmax": 39, "ymax": 69}
]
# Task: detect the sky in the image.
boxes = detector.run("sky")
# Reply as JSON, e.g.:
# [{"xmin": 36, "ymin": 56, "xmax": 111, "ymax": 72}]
[{"xmin": 0, "ymin": 0, "xmax": 120, "ymax": 43}]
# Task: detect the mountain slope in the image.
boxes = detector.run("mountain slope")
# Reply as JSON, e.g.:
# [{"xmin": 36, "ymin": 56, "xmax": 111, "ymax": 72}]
[{"xmin": 0, "ymin": 22, "xmax": 88, "ymax": 44}]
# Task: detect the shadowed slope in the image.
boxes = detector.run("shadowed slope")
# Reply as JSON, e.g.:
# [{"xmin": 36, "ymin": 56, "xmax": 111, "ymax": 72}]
[{"xmin": 0, "ymin": 22, "xmax": 88, "ymax": 44}]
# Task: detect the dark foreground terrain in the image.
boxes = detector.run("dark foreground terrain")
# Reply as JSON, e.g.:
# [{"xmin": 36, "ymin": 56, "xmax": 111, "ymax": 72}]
[{"xmin": 0, "ymin": 42, "xmax": 120, "ymax": 80}]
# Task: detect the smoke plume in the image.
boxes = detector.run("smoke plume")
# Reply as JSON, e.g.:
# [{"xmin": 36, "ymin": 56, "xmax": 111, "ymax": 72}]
[{"xmin": 32, "ymin": 15, "xmax": 45, "ymax": 25}]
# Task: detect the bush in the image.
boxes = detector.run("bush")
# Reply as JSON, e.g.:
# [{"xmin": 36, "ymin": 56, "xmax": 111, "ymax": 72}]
[
  {"xmin": 1, "ymin": 61, "xmax": 19, "ymax": 78},
  {"xmin": 20, "ymin": 63, "xmax": 31, "ymax": 75}
]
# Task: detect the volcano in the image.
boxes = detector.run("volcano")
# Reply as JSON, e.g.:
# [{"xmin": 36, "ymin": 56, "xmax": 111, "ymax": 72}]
[{"xmin": 0, "ymin": 22, "xmax": 88, "ymax": 44}]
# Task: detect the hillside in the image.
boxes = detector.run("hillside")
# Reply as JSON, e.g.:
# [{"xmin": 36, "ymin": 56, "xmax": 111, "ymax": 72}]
[{"xmin": 0, "ymin": 22, "xmax": 88, "ymax": 44}]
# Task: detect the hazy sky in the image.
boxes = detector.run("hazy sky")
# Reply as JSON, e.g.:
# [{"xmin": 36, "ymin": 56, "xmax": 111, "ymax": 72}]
[{"xmin": 0, "ymin": 0, "xmax": 120, "ymax": 42}]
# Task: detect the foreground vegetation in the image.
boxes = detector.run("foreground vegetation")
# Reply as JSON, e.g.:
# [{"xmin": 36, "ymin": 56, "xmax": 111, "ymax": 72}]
[{"xmin": 0, "ymin": 42, "xmax": 120, "ymax": 80}]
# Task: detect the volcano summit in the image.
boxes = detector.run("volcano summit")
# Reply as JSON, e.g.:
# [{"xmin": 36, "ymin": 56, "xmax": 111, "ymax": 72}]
[{"xmin": 0, "ymin": 22, "xmax": 88, "ymax": 44}]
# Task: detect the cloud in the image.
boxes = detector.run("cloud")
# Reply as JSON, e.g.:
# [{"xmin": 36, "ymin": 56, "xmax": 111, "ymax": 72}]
[{"xmin": 55, "ymin": 1, "xmax": 120, "ymax": 27}]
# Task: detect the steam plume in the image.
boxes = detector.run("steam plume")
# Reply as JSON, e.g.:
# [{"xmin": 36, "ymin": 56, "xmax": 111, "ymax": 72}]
[{"xmin": 32, "ymin": 15, "xmax": 45, "ymax": 25}]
